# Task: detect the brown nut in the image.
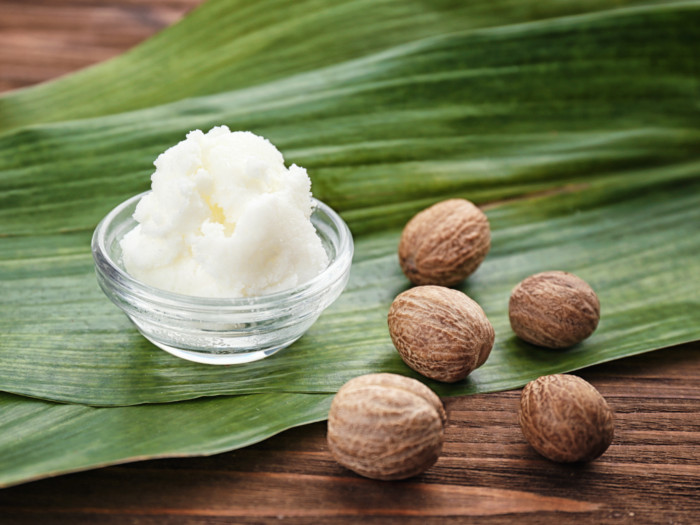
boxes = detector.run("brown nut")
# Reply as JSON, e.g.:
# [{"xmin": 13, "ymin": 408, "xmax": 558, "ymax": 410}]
[
  {"xmin": 518, "ymin": 374, "xmax": 614, "ymax": 463},
  {"xmin": 327, "ymin": 373, "xmax": 446, "ymax": 480},
  {"xmin": 398, "ymin": 199, "xmax": 490, "ymax": 286},
  {"xmin": 509, "ymin": 271, "xmax": 600, "ymax": 349},
  {"xmin": 388, "ymin": 285, "xmax": 494, "ymax": 382}
]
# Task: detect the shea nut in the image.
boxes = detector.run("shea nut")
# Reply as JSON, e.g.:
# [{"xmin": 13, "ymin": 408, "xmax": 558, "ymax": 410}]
[
  {"xmin": 327, "ymin": 373, "xmax": 446, "ymax": 480},
  {"xmin": 399, "ymin": 199, "xmax": 490, "ymax": 286},
  {"xmin": 388, "ymin": 285, "xmax": 494, "ymax": 382},
  {"xmin": 509, "ymin": 271, "xmax": 600, "ymax": 349},
  {"xmin": 518, "ymin": 374, "xmax": 614, "ymax": 462}
]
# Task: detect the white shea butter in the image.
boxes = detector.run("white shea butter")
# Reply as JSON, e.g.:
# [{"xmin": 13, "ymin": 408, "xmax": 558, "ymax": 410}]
[{"xmin": 120, "ymin": 126, "xmax": 329, "ymax": 298}]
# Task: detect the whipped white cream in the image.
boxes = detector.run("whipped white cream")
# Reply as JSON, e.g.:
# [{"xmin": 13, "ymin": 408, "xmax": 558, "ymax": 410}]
[{"xmin": 120, "ymin": 126, "xmax": 328, "ymax": 298}]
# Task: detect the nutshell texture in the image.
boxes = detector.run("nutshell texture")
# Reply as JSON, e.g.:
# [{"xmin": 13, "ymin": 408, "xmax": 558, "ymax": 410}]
[
  {"xmin": 398, "ymin": 199, "xmax": 490, "ymax": 286},
  {"xmin": 509, "ymin": 271, "xmax": 600, "ymax": 349},
  {"xmin": 327, "ymin": 373, "xmax": 446, "ymax": 480},
  {"xmin": 388, "ymin": 286, "xmax": 495, "ymax": 382},
  {"xmin": 518, "ymin": 374, "xmax": 615, "ymax": 463}
]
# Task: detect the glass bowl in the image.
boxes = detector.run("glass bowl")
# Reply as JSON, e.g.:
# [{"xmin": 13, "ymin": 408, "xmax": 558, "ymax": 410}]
[{"xmin": 92, "ymin": 191, "xmax": 353, "ymax": 365}]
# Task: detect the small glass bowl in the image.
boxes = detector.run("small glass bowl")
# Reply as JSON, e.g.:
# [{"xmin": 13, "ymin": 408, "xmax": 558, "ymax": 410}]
[{"xmin": 92, "ymin": 191, "xmax": 353, "ymax": 365}]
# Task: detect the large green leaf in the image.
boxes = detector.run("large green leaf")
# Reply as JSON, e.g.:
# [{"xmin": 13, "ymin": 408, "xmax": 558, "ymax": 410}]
[
  {"xmin": 0, "ymin": 391, "xmax": 332, "ymax": 488},
  {"xmin": 0, "ymin": 0, "xmax": 699, "ymax": 486},
  {"xmin": 0, "ymin": 0, "xmax": 671, "ymax": 133},
  {"xmin": 2, "ymin": 172, "xmax": 699, "ymax": 405},
  {"xmin": 3, "ymin": 2, "xmax": 699, "ymax": 237}
]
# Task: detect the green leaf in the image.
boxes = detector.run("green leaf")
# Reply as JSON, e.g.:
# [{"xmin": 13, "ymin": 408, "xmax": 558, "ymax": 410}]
[
  {"xmin": 1, "ymin": 0, "xmax": 698, "ymax": 405},
  {"xmin": 0, "ymin": 0, "xmax": 699, "ymax": 486},
  {"xmin": 0, "ymin": 0, "xmax": 670, "ymax": 133},
  {"xmin": 2, "ymin": 171, "xmax": 698, "ymax": 405},
  {"xmin": 0, "ymin": 391, "xmax": 332, "ymax": 489}
]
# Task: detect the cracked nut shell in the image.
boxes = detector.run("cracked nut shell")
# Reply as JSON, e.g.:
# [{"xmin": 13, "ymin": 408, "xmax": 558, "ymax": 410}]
[
  {"xmin": 518, "ymin": 374, "xmax": 614, "ymax": 463},
  {"xmin": 388, "ymin": 285, "xmax": 495, "ymax": 382},
  {"xmin": 327, "ymin": 373, "xmax": 446, "ymax": 480},
  {"xmin": 399, "ymin": 199, "xmax": 490, "ymax": 286},
  {"xmin": 509, "ymin": 271, "xmax": 600, "ymax": 349}
]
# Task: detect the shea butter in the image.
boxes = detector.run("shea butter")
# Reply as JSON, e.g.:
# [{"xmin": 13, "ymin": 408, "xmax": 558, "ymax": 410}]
[{"xmin": 120, "ymin": 126, "xmax": 328, "ymax": 298}]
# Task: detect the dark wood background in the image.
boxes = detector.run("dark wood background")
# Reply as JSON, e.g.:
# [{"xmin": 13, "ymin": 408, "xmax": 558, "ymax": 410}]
[{"xmin": 1, "ymin": 1, "xmax": 698, "ymax": 523}]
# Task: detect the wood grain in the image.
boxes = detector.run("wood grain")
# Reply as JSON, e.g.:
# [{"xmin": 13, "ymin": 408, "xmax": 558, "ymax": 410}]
[
  {"xmin": 0, "ymin": 1, "xmax": 698, "ymax": 522},
  {"xmin": 0, "ymin": 0, "xmax": 198, "ymax": 92},
  {"xmin": 0, "ymin": 346, "xmax": 697, "ymax": 523}
]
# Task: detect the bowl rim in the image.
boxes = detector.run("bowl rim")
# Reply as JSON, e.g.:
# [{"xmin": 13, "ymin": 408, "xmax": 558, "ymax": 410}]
[{"xmin": 91, "ymin": 191, "xmax": 354, "ymax": 309}]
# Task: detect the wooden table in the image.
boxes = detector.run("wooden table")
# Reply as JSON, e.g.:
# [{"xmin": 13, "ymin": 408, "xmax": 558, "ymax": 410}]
[{"xmin": 1, "ymin": 2, "xmax": 698, "ymax": 522}]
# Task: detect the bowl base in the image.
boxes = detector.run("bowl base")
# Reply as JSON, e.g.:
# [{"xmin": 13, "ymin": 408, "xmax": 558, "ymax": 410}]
[{"xmin": 143, "ymin": 335, "xmax": 295, "ymax": 365}]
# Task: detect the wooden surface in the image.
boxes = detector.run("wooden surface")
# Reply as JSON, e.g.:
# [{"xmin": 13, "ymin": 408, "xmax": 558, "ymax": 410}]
[{"xmin": 1, "ymin": 1, "xmax": 698, "ymax": 523}]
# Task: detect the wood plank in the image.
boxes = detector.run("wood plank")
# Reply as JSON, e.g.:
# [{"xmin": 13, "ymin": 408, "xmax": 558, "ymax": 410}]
[
  {"xmin": 0, "ymin": 0, "xmax": 200, "ymax": 91},
  {"xmin": 0, "ymin": 345, "xmax": 696, "ymax": 524},
  {"xmin": 0, "ymin": 1, "xmax": 698, "ymax": 523}
]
